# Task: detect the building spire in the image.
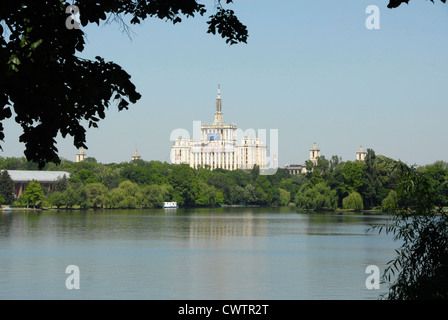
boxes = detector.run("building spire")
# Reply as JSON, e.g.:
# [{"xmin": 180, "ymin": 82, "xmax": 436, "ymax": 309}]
[
  {"xmin": 216, "ymin": 84, "xmax": 222, "ymax": 112},
  {"xmin": 214, "ymin": 84, "xmax": 224, "ymax": 124}
]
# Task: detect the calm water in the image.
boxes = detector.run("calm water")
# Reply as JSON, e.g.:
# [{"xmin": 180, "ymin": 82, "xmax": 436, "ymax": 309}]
[{"xmin": 0, "ymin": 207, "xmax": 397, "ymax": 300}]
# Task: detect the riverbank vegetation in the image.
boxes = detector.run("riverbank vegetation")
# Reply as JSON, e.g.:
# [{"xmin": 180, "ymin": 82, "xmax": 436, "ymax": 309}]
[
  {"xmin": 371, "ymin": 163, "xmax": 448, "ymax": 299},
  {"xmin": 0, "ymin": 149, "xmax": 447, "ymax": 212}
]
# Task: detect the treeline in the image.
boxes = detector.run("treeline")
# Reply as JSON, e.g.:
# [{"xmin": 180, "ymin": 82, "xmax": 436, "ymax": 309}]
[{"xmin": 0, "ymin": 150, "xmax": 447, "ymax": 211}]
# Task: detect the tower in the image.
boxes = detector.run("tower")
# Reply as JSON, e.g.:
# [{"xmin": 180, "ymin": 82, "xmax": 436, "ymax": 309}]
[
  {"xmin": 356, "ymin": 146, "xmax": 367, "ymax": 161},
  {"xmin": 309, "ymin": 142, "xmax": 320, "ymax": 165},
  {"xmin": 213, "ymin": 84, "xmax": 224, "ymax": 124},
  {"xmin": 132, "ymin": 149, "xmax": 142, "ymax": 161},
  {"xmin": 171, "ymin": 86, "xmax": 267, "ymax": 171},
  {"xmin": 76, "ymin": 148, "xmax": 86, "ymax": 162}
]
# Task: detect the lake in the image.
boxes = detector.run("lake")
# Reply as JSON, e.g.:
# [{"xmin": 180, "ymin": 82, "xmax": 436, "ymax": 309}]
[{"xmin": 0, "ymin": 207, "xmax": 397, "ymax": 300}]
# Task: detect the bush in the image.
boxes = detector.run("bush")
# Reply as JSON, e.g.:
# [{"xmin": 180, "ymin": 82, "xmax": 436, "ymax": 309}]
[
  {"xmin": 342, "ymin": 192, "xmax": 364, "ymax": 211},
  {"xmin": 296, "ymin": 182, "xmax": 337, "ymax": 211},
  {"xmin": 381, "ymin": 190, "xmax": 397, "ymax": 213}
]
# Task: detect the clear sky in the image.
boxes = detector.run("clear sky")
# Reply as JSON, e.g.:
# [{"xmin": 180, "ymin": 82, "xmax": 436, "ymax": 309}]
[{"xmin": 1, "ymin": 0, "xmax": 448, "ymax": 167}]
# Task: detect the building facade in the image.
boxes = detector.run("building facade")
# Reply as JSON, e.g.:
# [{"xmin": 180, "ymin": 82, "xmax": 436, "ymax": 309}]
[
  {"xmin": 285, "ymin": 142, "xmax": 320, "ymax": 175},
  {"xmin": 76, "ymin": 148, "xmax": 86, "ymax": 162},
  {"xmin": 131, "ymin": 149, "xmax": 142, "ymax": 161},
  {"xmin": 286, "ymin": 143, "xmax": 369, "ymax": 175},
  {"xmin": 171, "ymin": 86, "xmax": 267, "ymax": 170},
  {"xmin": 5, "ymin": 170, "xmax": 70, "ymax": 197},
  {"xmin": 356, "ymin": 146, "xmax": 367, "ymax": 161},
  {"xmin": 309, "ymin": 142, "xmax": 320, "ymax": 165}
]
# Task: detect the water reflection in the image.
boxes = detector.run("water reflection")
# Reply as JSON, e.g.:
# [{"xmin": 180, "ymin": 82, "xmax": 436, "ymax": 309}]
[{"xmin": 0, "ymin": 208, "xmax": 395, "ymax": 299}]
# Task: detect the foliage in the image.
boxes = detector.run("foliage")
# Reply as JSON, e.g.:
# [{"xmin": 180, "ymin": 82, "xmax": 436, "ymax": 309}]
[
  {"xmin": 19, "ymin": 180, "xmax": 43, "ymax": 208},
  {"xmin": 169, "ymin": 164, "xmax": 198, "ymax": 207},
  {"xmin": 0, "ymin": 170, "xmax": 14, "ymax": 204},
  {"xmin": 278, "ymin": 188, "xmax": 291, "ymax": 206},
  {"xmin": 387, "ymin": 0, "xmax": 446, "ymax": 9},
  {"xmin": 373, "ymin": 164, "xmax": 448, "ymax": 299},
  {"xmin": 381, "ymin": 190, "xmax": 398, "ymax": 213},
  {"xmin": 0, "ymin": 151, "xmax": 446, "ymax": 214},
  {"xmin": 295, "ymin": 182, "xmax": 337, "ymax": 211},
  {"xmin": 342, "ymin": 192, "xmax": 363, "ymax": 211},
  {"xmin": 54, "ymin": 174, "xmax": 69, "ymax": 192},
  {"xmin": 142, "ymin": 184, "xmax": 170, "ymax": 208},
  {"xmin": 0, "ymin": 0, "xmax": 247, "ymax": 168},
  {"xmin": 85, "ymin": 183, "xmax": 108, "ymax": 208}
]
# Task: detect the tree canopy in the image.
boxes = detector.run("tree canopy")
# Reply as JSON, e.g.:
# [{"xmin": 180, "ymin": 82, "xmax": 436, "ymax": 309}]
[
  {"xmin": 0, "ymin": 0, "xmax": 248, "ymax": 168},
  {"xmin": 372, "ymin": 164, "xmax": 448, "ymax": 299},
  {"xmin": 387, "ymin": 0, "xmax": 445, "ymax": 9}
]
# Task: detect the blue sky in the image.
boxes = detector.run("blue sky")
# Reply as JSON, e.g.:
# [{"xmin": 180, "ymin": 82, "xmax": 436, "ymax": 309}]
[{"xmin": 1, "ymin": 0, "xmax": 448, "ymax": 166}]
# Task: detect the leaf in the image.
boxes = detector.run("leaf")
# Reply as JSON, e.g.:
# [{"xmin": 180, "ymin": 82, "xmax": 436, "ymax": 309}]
[{"xmin": 30, "ymin": 39, "xmax": 43, "ymax": 50}]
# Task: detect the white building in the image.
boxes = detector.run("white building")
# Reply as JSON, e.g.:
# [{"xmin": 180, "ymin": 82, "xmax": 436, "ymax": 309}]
[
  {"xmin": 131, "ymin": 149, "xmax": 142, "ymax": 161},
  {"xmin": 356, "ymin": 146, "xmax": 367, "ymax": 161},
  {"xmin": 309, "ymin": 142, "xmax": 320, "ymax": 165},
  {"xmin": 171, "ymin": 86, "xmax": 267, "ymax": 170},
  {"xmin": 286, "ymin": 142, "xmax": 320, "ymax": 174},
  {"xmin": 76, "ymin": 148, "xmax": 86, "ymax": 162}
]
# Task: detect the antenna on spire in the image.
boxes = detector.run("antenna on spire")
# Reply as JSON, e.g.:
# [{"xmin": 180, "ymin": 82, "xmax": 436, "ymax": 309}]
[{"xmin": 214, "ymin": 84, "xmax": 223, "ymax": 123}]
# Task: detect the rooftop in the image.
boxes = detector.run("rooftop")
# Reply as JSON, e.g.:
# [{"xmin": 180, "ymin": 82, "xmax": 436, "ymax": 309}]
[{"xmin": 4, "ymin": 170, "xmax": 70, "ymax": 182}]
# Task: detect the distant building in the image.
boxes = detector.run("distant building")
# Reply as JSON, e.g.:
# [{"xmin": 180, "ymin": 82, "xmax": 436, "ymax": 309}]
[
  {"xmin": 76, "ymin": 148, "xmax": 86, "ymax": 162},
  {"xmin": 285, "ymin": 164, "xmax": 307, "ymax": 175},
  {"xmin": 131, "ymin": 149, "xmax": 142, "ymax": 161},
  {"xmin": 309, "ymin": 142, "xmax": 320, "ymax": 165},
  {"xmin": 356, "ymin": 146, "xmax": 367, "ymax": 161},
  {"xmin": 171, "ymin": 85, "xmax": 267, "ymax": 170},
  {"xmin": 4, "ymin": 170, "xmax": 70, "ymax": 197},
  {"xmin": 286, "ymin": 143, "xmax": 369, "ymax": 174},
  {"xmin": 285, "ymin": 142, "xmax": 322, "ymax": 175}
]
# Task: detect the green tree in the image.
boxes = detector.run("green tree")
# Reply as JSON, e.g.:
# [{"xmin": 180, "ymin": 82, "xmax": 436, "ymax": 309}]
[
  {"xmin": 61, "ymin": 187, "xmax": 81, "ymax": 209},
  {"xmin": 244, "ymin": 184, "xmax": 257, "ymax": 204},
  {"xmin": 254, "ymin": 175, "xmax": 274, "ymax": 205},
  {"xmin": 361, "ymin": 149, "xmax": 380, "ymax": 209},
  {"xmin": 142, "ymin": 184, "xmax": 168, "ymax": 208},
  {"xmin": 85, "ymin": 182, "xmax": 108, "ymax": 208},
  {"xmin": 20, "ymin": 180, "xmax": 43, "ymax": 208},
  {"xmin": 229, "ymin": 185, "xmax": 249, "ymax": 205},
  {"xmin": 342, "ymin": 191, "xmax": 363, "ymax": 211},
  {"xmin": 169, "ymin": 164, "xmax": 198, "ymax": 207},
  {"xmin": 420, "ymin": 165, "xmax": 448, "ymax": 208},
  {"xmin": 316, "ymin": 155, "xmax": 330, "ymax": 179},
  {"xmin": 49, "ymin": 191, "xmax": 65, "ymax": 209},
  {"xmin": 116, "ymin": 180, "xmax": 143, "ymax": 208},
  {"xmin": 105, "ymin": 188, "xmax": 126, "ymax": 208},
  {"xmin": 308, "ymin": 169, "xmax": 325, "ymax": 186},
  {"xmin": 54, "ymin": 174, "xmax": 69, "ymax": 192},
  {"xmin": 251, "ymin": 164, "xmax": 260, "ymax": 182},
  {"xmin": 296, "ymin": 182, "xmax": 337, "ymax": 211},
  {"xmin": 120, "ymin": 165, "xmax": 151, "ymax": 185},
  {"xmin": 195, "ymin": 182, "xmax": 219, "ymax": 207},
  {"xmin": 329, "ymin": 155, "xmax": 342, "ymax": 174},
  {"xmin": 381, "ymin": 190, "xmax": 397, "ymax": 213},
  {"xmin": 373, "ymin": 164, "xmax": 448, "ymax": 299},
  {"xmin": 0, "ymin": 170, "xmax": 15, "ymax": 204},
  {"xmin": 70, "ymin": 168, "xmax": 98, "ymax": 185},
  {"xmin": 278, "ymin": 188, "xmax": 291, "ymax": 206}
]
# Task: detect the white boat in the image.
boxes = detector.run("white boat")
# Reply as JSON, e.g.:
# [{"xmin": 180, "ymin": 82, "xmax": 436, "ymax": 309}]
[{"xmin": 163, "ymin": 202, "xmax": 178, "ymax": 208}]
